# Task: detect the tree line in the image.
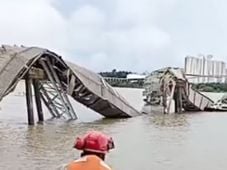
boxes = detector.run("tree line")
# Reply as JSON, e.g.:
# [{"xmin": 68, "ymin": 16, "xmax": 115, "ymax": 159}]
[
  {"xmin": 193, "ymin": 83, "xmax": 227, "ymax": 92},
  {"xmin": 99, "ymin": 69, "xmax": 132, "ymax": 78}
]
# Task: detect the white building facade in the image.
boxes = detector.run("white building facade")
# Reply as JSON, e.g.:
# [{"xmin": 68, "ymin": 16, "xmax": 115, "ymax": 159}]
[{"xmin": 185, "ymin": 56, "xmax": 227, "ymax": 83}]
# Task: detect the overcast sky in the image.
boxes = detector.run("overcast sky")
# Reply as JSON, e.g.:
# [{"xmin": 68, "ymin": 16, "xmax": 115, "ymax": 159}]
[{"xmin": 0, "ymin": 0, "xmax": 227, "ymax": 72}]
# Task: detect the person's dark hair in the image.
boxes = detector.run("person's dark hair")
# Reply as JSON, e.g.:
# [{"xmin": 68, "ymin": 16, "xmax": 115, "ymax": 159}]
[{"xmin": 81, "ymin": 151, "xmax": 106, "ymax": 160}]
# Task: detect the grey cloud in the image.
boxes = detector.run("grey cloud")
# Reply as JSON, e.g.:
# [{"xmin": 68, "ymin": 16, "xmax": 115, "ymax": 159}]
[{"xmin": 1, "ymin": 0, "xmax": 227, "ymax": 72}]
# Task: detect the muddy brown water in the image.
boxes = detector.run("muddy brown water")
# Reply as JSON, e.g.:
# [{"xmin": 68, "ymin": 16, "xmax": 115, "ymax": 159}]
[{"xmin": 0, "ymin": 87, "xmax": 227, "ymax": 170}]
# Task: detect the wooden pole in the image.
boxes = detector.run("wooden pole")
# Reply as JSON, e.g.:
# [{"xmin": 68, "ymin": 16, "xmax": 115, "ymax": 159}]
[
  {"xmin": 33, "ymin": 79, "xmax": 44, "ymax": 123},
  {"xmin": 25, "ymin": 76, "xmax": 34, "ymax": 125}
]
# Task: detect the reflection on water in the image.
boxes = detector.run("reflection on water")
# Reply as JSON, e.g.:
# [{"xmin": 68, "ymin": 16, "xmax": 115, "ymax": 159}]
[{"xmin": 1, "ymin": 89, "xmax": 227, "ymax": 170}]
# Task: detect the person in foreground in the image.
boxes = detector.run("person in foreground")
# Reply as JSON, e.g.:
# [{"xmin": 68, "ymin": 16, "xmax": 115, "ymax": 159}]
[{"xmin": 65, "ymin": 131, "xmax": 115, "ymax": 170}]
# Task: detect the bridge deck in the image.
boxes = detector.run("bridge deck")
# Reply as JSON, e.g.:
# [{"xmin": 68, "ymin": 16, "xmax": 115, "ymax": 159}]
[
  {"xmin": 143, "ymin": 67, "xmax": 214, "ymax": 114},
  {"xmin": 0, "ymin": 45, "xmax": 141, "ymax": 119}
]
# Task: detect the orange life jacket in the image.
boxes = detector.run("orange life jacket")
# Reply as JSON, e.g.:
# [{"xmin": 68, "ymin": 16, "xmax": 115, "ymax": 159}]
[{"xmin": 65, "ymin": 155, "xmax": 112, "ymax": 170}]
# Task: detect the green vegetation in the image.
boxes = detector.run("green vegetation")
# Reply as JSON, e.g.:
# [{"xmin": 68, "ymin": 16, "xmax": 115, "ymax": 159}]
[
  {"xmin": 193, "ymin": 83, "xmax": 227, "ymax": 92},
  {"xmin": 107, "ymin": 79, "xmax": 144, "ymax": 88},
  {"xmin": 99, "ymin": 69, "xmax": 144, "ymax": 88},
  {"xmin": 99, "ymin": 69, "xmax": 132, "ymax": 78},
  {"xmin": 99, "ymin": 70, "xmax": 227, "ymax": 91}
]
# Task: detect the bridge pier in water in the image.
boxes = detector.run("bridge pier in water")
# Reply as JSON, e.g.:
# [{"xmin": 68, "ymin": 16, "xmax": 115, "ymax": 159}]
[
  {"xmin": 24, "ymin": 62, "xmax": 79, "ymax": 125},
  {"xmin": 25, "ymin": 75, "xmax": 35, "ymax": 125},
  {"xmin": 173, "ymin": 87, "xmax": 183, "ymax": 114},
  {"xmin": 0, "ymin": 45, "xmax": 141, "ymax": 125},
  {"xmin": 33, "ymin": 80, "xmax": 44, "ymax": 123},
  {"xmin": 143, "ymin": 68, "xmax": 214, "ymax": 114},
  {"xmin": 25, "ymin": 75, "xmax": 44, "ymax": 125}
]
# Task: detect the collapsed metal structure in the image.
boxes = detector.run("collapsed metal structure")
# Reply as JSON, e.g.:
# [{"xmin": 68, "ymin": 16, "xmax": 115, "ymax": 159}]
[
  {"xmin": 143, "ymin": 67, "xmax": 214, "ymax": 114},
  {"xmin": 0, "ymin": 45, "xmax": 140, "ymax": 124}
]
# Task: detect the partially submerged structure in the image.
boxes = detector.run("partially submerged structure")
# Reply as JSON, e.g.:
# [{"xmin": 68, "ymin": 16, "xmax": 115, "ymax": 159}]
[
  {"xmin": 0, "ymin": 45, "xmax": 141, "ymax": 124},
  {"xmin": 143, "ymin": 67, "xmax": 214, "ymax": 114},
  {"xmin": 209, "ymin": 94, "xmax": 227, "ymax": 111}
]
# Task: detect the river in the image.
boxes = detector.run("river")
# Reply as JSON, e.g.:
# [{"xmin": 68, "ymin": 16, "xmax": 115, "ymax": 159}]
[{"xmin": 0, "ymin": 87, "xmax": 227, "ymax": 170}]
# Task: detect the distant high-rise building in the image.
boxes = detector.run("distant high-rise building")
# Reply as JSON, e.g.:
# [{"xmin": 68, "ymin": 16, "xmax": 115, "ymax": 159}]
[{"xmin": 185, "ymin": 56, "xmax": 226, "ymax": 83}]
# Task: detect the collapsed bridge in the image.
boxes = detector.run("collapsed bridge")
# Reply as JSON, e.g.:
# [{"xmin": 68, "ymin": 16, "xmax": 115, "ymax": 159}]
[
  {"xmin": 0, "ymin": 45, "xmax": 141, "ymax": 124},
  {"xmin": 143, "ymin": 67, "xmax": 214, "ymax": 114}
]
